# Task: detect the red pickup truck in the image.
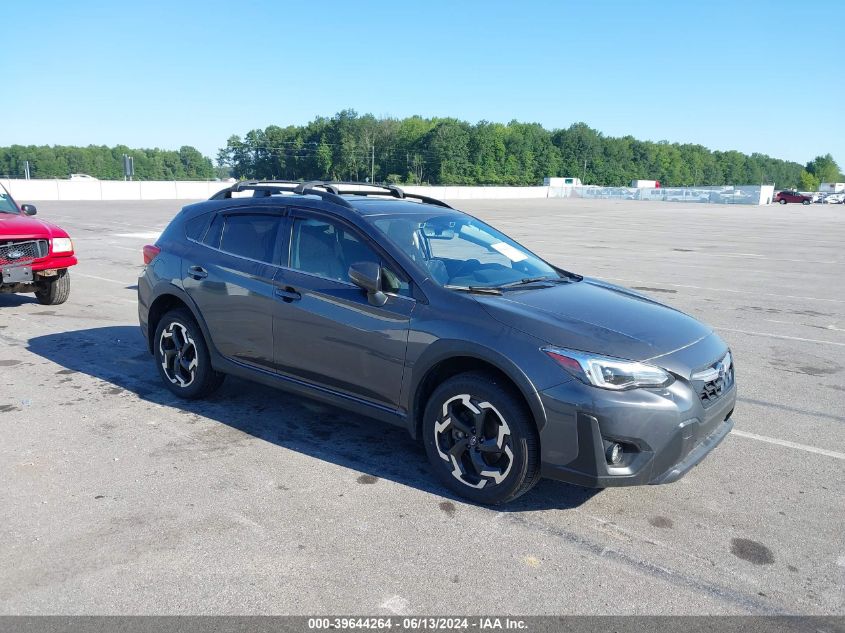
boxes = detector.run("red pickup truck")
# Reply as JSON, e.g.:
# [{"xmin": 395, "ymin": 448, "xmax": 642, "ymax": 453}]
[{"xmin": 0, "ymin": 184, "xmax": 78, "ymax": 304}]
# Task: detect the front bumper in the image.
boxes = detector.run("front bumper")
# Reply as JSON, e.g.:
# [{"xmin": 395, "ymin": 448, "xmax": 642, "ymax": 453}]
[
  {"xmin": 31, "ymin": 254, "xmax": 78, "ymax": 272},
  {"xmin": 538, "ymin": 374, "xmax": 736, "ymax": 488}
]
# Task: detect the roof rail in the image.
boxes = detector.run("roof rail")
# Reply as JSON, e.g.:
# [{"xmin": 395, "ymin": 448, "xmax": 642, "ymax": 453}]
[
  {"xmin": 210, "ymin": 179, "xmax": 452, "ymax": 209},
  {"xmin": 298, "ymin": 181, "xmax": 454, "ymax": 209},
  {"xmin": 209, "ymin": 180, "xmax": 353, "ymax": 208},
  {"xmin": 209, "ymin": 180, "xmax": 298, "ymax": 200}
]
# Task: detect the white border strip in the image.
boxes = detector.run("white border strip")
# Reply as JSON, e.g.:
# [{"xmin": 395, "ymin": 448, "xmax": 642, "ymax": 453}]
[
  {"xmin": 716, "ymin": 327, "xmax": 845, "ymax": 347},
  {"xmin": 732, "ymin": 430, "xmax": 845, "ymax": 460}
]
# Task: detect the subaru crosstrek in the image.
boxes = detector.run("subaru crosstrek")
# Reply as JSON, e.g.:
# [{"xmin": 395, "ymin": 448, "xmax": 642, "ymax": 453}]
[
  {"xmin": 1, "ymin": 183, "xmax": 77, "ymax": 304},
  {"xmin": 138, "ymin": 181, "xmax": 736, "ymax": 504}
]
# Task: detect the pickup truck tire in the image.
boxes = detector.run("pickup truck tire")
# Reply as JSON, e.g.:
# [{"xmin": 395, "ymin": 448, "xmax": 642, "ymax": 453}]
[{"xmin": 34, "ymin": 270, "xmax": 71, "ymax": 305}]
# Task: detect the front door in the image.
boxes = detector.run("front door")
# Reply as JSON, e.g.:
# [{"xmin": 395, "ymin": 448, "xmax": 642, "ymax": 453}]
[{"xmin": 272, "ymin": 211, "xmax": 414, "ymax": 409}]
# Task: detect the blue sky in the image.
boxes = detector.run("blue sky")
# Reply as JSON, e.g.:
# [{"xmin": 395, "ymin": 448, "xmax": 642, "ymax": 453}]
[{"xmin": 3, "ymin": 0, "xmax": 843, "ymax": 167}]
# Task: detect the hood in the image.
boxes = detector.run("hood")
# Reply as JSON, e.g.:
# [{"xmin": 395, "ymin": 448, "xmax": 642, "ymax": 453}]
[
  {"xmin": 475, "ymin": 277, "xmax": 712, "ymax": 361},
  {"xmin": 0, "ymin": 214, "xmax": 68, "ymax": 240}
]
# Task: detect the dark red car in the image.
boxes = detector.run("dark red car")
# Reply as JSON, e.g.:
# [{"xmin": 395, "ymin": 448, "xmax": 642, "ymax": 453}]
[
  {"xmin": 774, "ymin": 190, "xmax": 812, "ymax": 205},
  {"xmin": 1, "ymin": 184, "xmax": 77, "ymax": 304}
]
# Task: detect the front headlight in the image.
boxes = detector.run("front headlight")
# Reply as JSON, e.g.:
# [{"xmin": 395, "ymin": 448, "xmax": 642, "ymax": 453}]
[
  {"xmin": 543, "ymin": 346, "xmax": 673, "ymax": 390},
  {"xmin": 52, "ymin": 237, "xmax": 74, "ymax": 253}
]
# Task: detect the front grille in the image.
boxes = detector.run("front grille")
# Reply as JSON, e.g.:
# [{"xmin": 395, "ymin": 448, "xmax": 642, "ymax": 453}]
[
  {"xmin": 0, "ymin": 239, "xmax": 49, "ymax": 266},
  {"xmin": 692, "ymin": 352, "xmax": 735, "ymax": 407},
  {"xmin": 699, "ymin": 370, "xmax": 734, "ymax": 405}
]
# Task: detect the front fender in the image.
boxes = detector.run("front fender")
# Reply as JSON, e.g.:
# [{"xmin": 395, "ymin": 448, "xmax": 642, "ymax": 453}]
[{"xmin": 404, "ymin": 338, "xmax": 553, "ymax": 439}]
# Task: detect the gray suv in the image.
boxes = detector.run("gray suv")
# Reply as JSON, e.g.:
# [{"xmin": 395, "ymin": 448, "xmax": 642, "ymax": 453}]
[{"xmin": 138, "ymin": 181, "xmax": 735, "ymax": 504}]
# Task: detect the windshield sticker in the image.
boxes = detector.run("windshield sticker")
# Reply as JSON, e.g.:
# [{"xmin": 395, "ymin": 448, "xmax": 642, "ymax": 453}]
[{"xmin": 491, "ymin": 242, "xmax": 528, "ymax": 262}]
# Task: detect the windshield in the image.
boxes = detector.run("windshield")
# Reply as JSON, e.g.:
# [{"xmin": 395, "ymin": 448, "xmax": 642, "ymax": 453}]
[
  {"xmin": 0, "ymin": 191, "xmax": 20, "ymax": 214},
  {"xmin": 372, "ymin": 212, "xmax": 560, "ymax": 288}
]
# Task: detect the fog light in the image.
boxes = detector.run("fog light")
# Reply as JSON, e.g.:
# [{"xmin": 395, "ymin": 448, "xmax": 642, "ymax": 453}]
[{"xmin": 605, "ymin": 442, "xmax": 623, "ymax": 465}]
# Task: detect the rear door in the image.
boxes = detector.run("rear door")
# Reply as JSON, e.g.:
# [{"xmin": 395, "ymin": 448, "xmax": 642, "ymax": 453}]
[
  {"xmin": 182, "ymin": 205, "xmax": 286, "ymax": 370},
  {"xmin": 272, "ymin": 209, "xmax": 415, "ymax": 409}
]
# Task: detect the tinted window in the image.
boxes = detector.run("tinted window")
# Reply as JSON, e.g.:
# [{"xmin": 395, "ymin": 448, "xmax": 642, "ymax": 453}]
[
  {"xmin": 203, "ymin": 214, "xmax": 224, "ymax": 248},
  {"xmin": 185, "ymin": 213, "xmax": 211, "ymax": 241},
  {"xmin": 290, "ymin": 217, "xmax": 378, "ymax": 282},
  {"xmin": 0, "ymin": 192, "xmax": 19, "ymax": 214},
  {"xmin": 219, "ymin": 214, "xmax": 280, "ymax": 263},
  {"xmin": 290, "ymin": 217, "xmax": 409, "ymax": 295}
]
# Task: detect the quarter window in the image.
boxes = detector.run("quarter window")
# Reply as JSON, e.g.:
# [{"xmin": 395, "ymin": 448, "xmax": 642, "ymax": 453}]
[
  {"xmin": 203, "ymin": 214, "xmax": 224, "ymax": 248},
  {"xmin": 185, "ymin": 213, "xmax": 211, "ymax": 241}
]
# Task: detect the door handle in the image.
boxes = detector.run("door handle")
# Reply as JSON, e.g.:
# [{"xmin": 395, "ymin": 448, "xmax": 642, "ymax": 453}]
[
  {"xmin": 188, "ymin": 266, "xmax": 208, "ymax": 280},
  {"xmin": 274, "ymin": 286, "xmax": 301, "ymax": 302}
]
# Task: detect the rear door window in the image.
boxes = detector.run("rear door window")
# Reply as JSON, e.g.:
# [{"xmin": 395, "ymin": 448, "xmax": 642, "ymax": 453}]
[{"xmin": 219, "ymin": 214, "xmax": 282, "ymax": 264}]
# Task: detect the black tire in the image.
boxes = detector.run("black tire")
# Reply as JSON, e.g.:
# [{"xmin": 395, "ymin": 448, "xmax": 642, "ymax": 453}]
[
  {"xmin": 779, "ymin": 199, "xmax": 787, "ymax": 204},
  {"xmin": 802, "ymin": 200, "xmax": 810, "ymax": 205},
  {"xmin": 34, "ymin": 269, "xmax": 71, "ymax": 305},
  {"xmin": 153, "ymin": 308, "xmax": 224, "ymax": 399},
  {"xmin": 422, "ymin": 371, "xmax": 540, "ymax": 505}
]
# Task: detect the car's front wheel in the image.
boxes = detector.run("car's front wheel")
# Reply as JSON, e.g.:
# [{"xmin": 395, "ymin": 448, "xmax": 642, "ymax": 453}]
[
  {"xmin": 154, "ymin": 308, "xmax": 224, "ymax": 399},
  {"xmin": 802, "ymin": 199, "xmax": 810, "ymax": 205},
  {"xmin": 422, "ymin": 372, "xmax": 540, "ymax": 505},
  {"xmin": 34, "ymin": 269, "xmax": 70, "ymax": 305}
]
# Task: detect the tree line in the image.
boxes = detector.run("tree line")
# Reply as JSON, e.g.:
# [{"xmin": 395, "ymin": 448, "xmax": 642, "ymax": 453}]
[
  {"xmin": 217, "ymin": 110, "xmax": 841, "ymax": 189},
  {"xmin": 2, "ymin": 111, "xmax": 841, "ymax": 189},
  {"xmin": 0, "ymin": 145, "xmax": 216, "ymax": 180}
]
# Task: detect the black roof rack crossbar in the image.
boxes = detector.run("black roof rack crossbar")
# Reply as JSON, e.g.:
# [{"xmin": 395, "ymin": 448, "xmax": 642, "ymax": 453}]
[
  {"xmin": 293, "ymin": 181, "xmax": 340, "ymax": 195},
  {"xmin": 293, "ymin": 181, "xmax": 454, "ymax": 209}
]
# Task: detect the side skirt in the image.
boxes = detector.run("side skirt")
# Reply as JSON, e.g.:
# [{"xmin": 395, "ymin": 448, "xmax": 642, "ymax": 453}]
[{"xmin": 211, "ymin": 353, "xmax": 409, "ymax": 429}]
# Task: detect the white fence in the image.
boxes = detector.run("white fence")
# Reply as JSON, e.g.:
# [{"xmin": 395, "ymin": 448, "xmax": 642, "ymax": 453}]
[
  {"xmin": 1, "ymin": 179, "xmax": 775, "ymax": 205},
  {"xmin": 548, "ymin": 185, "xmax": 776, "ymax": 205},
  {"xmin": 0, "ymin": 179, "xmax": 229, "ymax": 201}
]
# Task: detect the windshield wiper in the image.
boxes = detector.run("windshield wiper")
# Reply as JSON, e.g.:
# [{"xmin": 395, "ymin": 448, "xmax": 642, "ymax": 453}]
[
  {"xmin": 444, "ymin": 285, "xmax": 503, "ymax": 295},
  {"xmin": 496, "ymin": 276, "xmax": 571, "ymax": 289}
]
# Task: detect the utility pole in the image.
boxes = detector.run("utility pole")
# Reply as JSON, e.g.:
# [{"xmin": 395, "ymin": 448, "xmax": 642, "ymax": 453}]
[
  {"xmin": 24, "ymin": 160, "xmax": 31, "ymax": 180},
  {"xmin": 582, "ymin": 158, "xmax": 587, "ymax": 184},
  {"xmin": 371, "ymin": 143, "xmax": 375, "ymax": 184}
]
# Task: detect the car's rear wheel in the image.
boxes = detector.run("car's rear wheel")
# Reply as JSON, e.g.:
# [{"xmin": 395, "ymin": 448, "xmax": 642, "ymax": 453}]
[
  {"xmin": 34, "ymin": 269, "xmax": 70, "ymax": 305},
  {"xmin": 422, "ymin": 371, "xmax": 540, "ymax": 505},
  {"xmin": 779, "ymin": 199, "xmax": 787, "ymax": 204},
  {"xmin": 154, "ymin": 308, "xmax": 224, "ymax": 399}
]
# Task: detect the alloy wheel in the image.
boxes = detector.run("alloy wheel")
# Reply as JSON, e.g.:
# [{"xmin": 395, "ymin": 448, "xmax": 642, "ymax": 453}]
[
  {"xmin": 433, "ymin": 394, "xmax": 514, "ymax": 489},
  {"xmin": 159, "ymin": 322, "xmax": 199, "ymax": 388}
]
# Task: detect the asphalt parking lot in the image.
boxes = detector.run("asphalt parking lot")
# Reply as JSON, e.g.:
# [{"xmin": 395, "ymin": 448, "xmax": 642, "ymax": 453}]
[{"xmin": 1, "ymin": 197, "xmax": 843, "ymax": 615}]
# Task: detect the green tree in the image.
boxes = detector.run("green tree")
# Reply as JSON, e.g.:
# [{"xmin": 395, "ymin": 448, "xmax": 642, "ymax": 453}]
[
  {"xmin": 316, "ymin": 140, "xmax": 333, "ymax": 179},
  {"xmin": 798, "ymin": 170, "xmax": 820, "ymax": 191},
  {"xmin": 806, "ymin": 154, "xmax": 842, "ymax": 184}
]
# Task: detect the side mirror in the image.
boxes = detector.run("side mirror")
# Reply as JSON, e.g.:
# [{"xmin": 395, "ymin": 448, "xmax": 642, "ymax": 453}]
[
  {"xmin": 348, "ymin": 261, "xmax": 387, "ymax": 307},
  {"xmin": 21, "ymin": 204, "xmax": 37, "ymax": 216}
]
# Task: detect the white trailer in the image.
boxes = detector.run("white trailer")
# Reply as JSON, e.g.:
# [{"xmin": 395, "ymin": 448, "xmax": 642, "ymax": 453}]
[
  {"xmin": 544, "ymin": 177, "xmax": 582, "ymax": 187},
  {"xmin": 631, "ymin": 179, "xmax": 660, "ymax": 188},
  {"xmin": 820, "ymin": 182, "xmax": 845, "ymax": 193}
]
